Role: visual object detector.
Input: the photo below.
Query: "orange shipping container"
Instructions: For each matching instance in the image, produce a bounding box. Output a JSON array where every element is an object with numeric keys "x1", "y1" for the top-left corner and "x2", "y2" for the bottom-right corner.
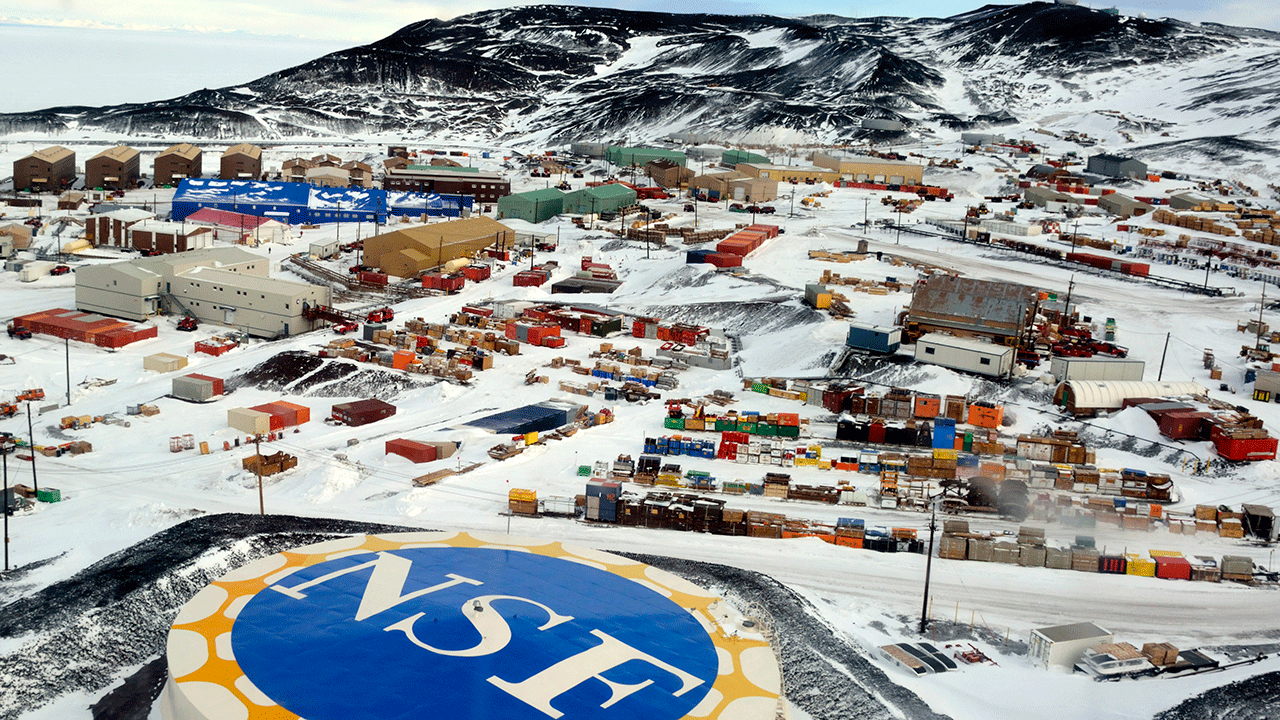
[
  {"x1": 968, "y1": 403, "x2": 1004, "y2": 429},
  {"x1": 914, "y1": 395, "x2": 941, "y2": 418},
  {"x1": 393, "y1": 350, "x2": 416, "y2": 370}
]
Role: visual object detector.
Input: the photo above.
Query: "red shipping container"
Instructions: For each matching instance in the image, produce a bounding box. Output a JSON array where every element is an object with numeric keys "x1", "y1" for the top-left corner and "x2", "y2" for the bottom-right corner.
[
  {"x1": 1155, "y1": 556, "x2": 1192, "y2": 580},
  {"x1": 358, "y1": 271, "x2": 389, "y2": 285},
  {"x1": 462, "y1": 264, "x2": 491, "y2": 282},
  {"x1": 386, "y1": 438, "x2": 437, "y2": 464},
  {"x1": 776, "y1": 413, "x2": 800, "y2": 426},
  {"x1": 868, "y1": 422, "x2": 886, "y2": 444},
  {"x1": 632, "y1": 320, "x2": 647, "y2": 337},
  {"x1": 1214, "y1": 435, "x2": 1279, "y2": 461},
  {"x1": 706, "y1": 253, "x2": 742, "y2": 268},
  {"x1": 543, "y1": 336, "x2": 566, "y2": 348},
  {"x1": 1158, "y1": 411, "x2": 1210, "y2": 440},
  {"x1": 462, "y1": 306, "x2": 493, "y2": 317},
  {"x1": 187, "y1": 373, "x2": 225, "y2": 396},
  {"x1": 745, "y1": 224, "x2": 780, "y2": 239}
]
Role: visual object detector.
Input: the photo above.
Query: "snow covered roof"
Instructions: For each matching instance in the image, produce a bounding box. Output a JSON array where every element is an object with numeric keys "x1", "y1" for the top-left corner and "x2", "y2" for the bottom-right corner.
[
  {"x1": 175, "y1": 178, "x2": 310, "y2": 206},
  {"x1": 95, "y1": 208, "x2": 156, "y2": 223},
  {"x1": 1034, "y1": 621, "x2": 1111, "y2": 642}
]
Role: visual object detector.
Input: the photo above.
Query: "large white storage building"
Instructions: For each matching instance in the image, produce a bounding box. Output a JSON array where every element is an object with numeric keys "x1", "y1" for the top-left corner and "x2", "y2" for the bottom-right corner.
[
  {"x1": 75, "y1": 247, "x2": 330, "y2": 338},
  {"x1": 915, "y1": 333, "x2": 1014, "y2": 377},
  {"x1": 1049, "y1": 357, "x2": 1145, "y2": 383}
]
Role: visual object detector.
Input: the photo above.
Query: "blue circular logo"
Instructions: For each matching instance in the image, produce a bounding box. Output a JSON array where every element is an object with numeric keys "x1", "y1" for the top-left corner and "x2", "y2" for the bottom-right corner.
[{"x1": 231, "y1": 547, "x2": 719, "y2": 720}]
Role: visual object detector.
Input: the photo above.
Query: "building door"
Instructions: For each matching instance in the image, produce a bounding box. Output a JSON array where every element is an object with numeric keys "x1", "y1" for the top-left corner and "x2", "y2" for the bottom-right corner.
[
  {"x1": 733, "y1": 186, "x2": 746, "y2": 201},
  {"x1": 224, "y1": 308, "x2": 235, "y2": 324}
]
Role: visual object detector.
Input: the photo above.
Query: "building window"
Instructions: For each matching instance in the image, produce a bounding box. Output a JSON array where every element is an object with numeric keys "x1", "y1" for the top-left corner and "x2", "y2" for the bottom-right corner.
[
  {"x1": 924, "y1": 347, "x2": 935, "y2": 355},
  {"x1": 980, "y1": 357, "x2": 991, "y2": 365}
]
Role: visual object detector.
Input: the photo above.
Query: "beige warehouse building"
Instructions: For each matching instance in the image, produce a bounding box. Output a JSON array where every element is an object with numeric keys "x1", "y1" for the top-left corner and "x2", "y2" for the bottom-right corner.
[
  {"x1": 811, "y1": 152, "x2": 925, "y2": 185},
  {"x1": 690, "y1": 170, "x2": 778, "y2": 202},
  {"x1": 75, "y1": 246, "x2": 330, "y2": 338},
  {"x1": 365, "y1": 217, "x2": 514, "y2": 278},
  {"x1": 735, "y1": 163, "x2": 841, "y2": 185}
]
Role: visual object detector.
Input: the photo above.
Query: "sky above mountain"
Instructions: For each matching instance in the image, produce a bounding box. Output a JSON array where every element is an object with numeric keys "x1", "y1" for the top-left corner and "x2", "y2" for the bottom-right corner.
[{"x1": 1, "y1": 0, "x2": 1276, "y2": 113}]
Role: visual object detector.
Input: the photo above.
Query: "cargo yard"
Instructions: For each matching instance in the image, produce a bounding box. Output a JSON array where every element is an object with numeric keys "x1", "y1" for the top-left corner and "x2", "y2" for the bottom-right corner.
[{"x1": 3, "y1": 135, "x2": 1280, "y2": 720}]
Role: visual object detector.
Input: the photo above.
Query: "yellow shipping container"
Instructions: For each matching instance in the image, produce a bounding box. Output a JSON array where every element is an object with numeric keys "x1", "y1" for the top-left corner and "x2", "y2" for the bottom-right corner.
[
  {"x1": 815, "y1": 293, "x2": 832, "y2": 309},
  {"x1": 808, "y1": 445, "x2": 822, "y2": 458},
  {"x1": 818, "y1": 460, "x2": 832, "y2": 470},
  {"x1": 932, "y1": 448, "x2": 958, "y2": 460},
  {"x1": 1148, "y1": 549, "x2": 1184, "y2": 558},
  {"x1": 1125, "y1": 555, "x2": 1157, "y2": 577},
  {"x1": 509, "y1": 488, "x2": 537, "y2": 502},
  {"x1": 524, "y1": 431, "x2": 539, "y2": 445}
]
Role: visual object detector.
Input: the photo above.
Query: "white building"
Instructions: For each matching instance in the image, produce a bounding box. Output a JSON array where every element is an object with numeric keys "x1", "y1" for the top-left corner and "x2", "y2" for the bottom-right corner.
[
  {"x1": 1029, "y1": 622, "x2": 1113, "y2": 670},
  {"x1": 75, "y1": 246, "x2": 330, "y2": 337},
  {"x1": 1049, "y1": 357, "x2": 1145, "y2": 383},
  {"x1": 915, "y1": 333, "x2": 1014, "y2": 377}
]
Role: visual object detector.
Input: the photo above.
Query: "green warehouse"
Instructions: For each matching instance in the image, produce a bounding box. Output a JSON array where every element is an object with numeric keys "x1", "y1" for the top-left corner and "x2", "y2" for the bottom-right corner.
[
  {"x1": 497, "y1": 188, "x2": 564, "y2": 223},
  {"x1": 605, "y1": 146, "x2": 686, "y2": 168},
  {"x1": 721, "y1": 150, "x2": 770, "y2": 166},
  {"x1": 562, "y1": 184, "x2": 638, "y2": 215}
]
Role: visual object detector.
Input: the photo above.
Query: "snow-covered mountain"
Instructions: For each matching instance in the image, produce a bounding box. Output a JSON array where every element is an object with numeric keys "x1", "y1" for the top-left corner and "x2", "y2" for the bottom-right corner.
[{"x1": 4, "y1": 2, "x2": 1280, "y2": 151}]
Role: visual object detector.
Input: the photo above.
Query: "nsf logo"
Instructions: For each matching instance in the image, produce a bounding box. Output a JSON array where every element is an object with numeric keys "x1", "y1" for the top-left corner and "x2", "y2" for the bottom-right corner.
[{"x1": 229, "y1": 544, "x2": 720, "y2": 720}]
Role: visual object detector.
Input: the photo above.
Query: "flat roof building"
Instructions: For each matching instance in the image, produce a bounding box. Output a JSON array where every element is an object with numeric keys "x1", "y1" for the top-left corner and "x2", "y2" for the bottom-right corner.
[
  {"x1": 1029, "y1": 622, "x2": 1113, "y2": 670},
  {"x1": 906, "y1": 274, "x2": 1040, "y2": 346},
  {"x1": 14, "y1": 145, "x2": 76, "y2": 192},
  {"x1": 1097, "y1": 193, "x2": 1154, "y2": 218},
  {"x1": 606, "y1": 146, "x2": 686, "y2": 167},
  {"x1": 646, "y1": 159, "x2": 695, "y2": 189},
  {"x1": 811, "y1": 152, "x2": 924, "y2": 185},
  {"x1": 1087, "y1": 153, "x2": 1147, "y2": 180},
  {"x1": 383, "y1": 165, "x2": 510, "y2": 204},
  {"x1": 154, "y1": 143, "x2": 202, "y2": 186},
  {"x1": 221, "y1": 144, "x2": 263, "y2": 180},
  {"x1": 736, "y1": 163, "x2": 841, "y2": 185},
  {"x1": 75, "y1": 246, "x2": 329, "y2": 337}
]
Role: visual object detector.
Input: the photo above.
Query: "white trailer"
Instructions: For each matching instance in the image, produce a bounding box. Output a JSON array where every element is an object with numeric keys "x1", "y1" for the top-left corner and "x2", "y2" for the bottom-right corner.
[
  {"x1": 18, "y1": 260, "x2": 57, "y2": 282},
  {"x1": 1049, "y1": 357, "x2": 1145, "y2": 382},
  {"x1": 915, "y1": 333, "x2": 1014, "y2": 377}
]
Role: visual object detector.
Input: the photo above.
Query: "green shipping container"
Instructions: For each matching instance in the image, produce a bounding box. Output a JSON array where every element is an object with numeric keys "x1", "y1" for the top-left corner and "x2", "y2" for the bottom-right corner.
[
  {"x1": 715, "y1": 419, "x2": 738, "y2": 431},
  {"x1": 963, "y1": 432, "x2": 973, "y2": 452},
  {"x1": 778, "y1": 425, "x2": 801, "y2": 438},
  {"x1": 752, "y1": 382, "x2": 769, "y2": 394},
  {"x1": 578, "y1": 465, "x2": 592, "y2": 476},
  {"x1": 37, "y1": 488, "x2": 61, "y2": 503},
  {"x1": 664, "y1": 417, "x2": 686, "y2": 430},
  {"x1": 738, "y1": 422, "x2": 758, "y2": 434},
  {"x1": 757, "y1": 423, "x2": 777, "y2": 436}
]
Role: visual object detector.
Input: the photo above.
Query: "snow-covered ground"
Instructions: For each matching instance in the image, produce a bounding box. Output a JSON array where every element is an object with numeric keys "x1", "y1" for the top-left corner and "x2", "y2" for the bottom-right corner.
[{"x1": 2, "y1": 133, "x2": 1279, "y2": 720}]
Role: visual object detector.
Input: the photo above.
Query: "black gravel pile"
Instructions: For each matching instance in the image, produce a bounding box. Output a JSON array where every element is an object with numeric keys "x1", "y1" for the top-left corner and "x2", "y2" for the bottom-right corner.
[{"x1": 228, "y1": 351, "x2": 430, "y2": 398}]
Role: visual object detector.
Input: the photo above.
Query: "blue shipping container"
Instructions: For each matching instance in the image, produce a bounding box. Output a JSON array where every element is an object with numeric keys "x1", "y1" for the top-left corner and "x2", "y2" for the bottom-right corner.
[{"x1": 846, "y1": 324, "x2": 902, "y2": 354}]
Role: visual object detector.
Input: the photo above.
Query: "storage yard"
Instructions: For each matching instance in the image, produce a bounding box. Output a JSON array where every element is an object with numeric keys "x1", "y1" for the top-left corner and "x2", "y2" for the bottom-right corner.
[{"x1": 3, "y1": 135, "x2": 1280, "y2": 720}]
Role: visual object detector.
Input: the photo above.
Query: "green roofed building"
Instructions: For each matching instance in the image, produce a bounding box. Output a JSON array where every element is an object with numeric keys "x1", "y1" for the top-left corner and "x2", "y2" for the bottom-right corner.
[
  {"x1": 563, "y1": 184, "x2": 638, "y2": 215},
  {"x1": 497, "y1": 188, "x2": 564, "y2": 223},
  {"x1": 721, "y1": 150, "x2": 769, "y2": 166},
  {"x1": 606, "y1": 146, "x2": 686, "y2": 167}
]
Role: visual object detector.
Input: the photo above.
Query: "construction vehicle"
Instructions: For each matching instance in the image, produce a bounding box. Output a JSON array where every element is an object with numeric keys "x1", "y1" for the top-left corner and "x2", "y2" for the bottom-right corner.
[
  {"x1": 7, "y1": 324, "x2": 32, "y2": 340},
  {"x1": 0, "y1": 402, "x2": 16, "y2": 419},
  {"x1": 16, "y1": 388, "x2": 44, "y2": 402},
  {"x1": 367, "y1": 307, "x2": 395, "y2": 323},
  {"x1": 177, "y1": 316, "x2": 198, "y2": 332}
]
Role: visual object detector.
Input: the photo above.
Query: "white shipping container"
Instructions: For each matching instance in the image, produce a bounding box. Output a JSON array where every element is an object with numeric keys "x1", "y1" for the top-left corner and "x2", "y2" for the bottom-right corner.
[
  {"x1": 18, "y1": 260, "x2": 57, "y2": 282},
  {"x1": 1050, "y1": 357, "x2": 1145, "y2": 382},
  {"x1": 915, "y1": 334, "x2": 1014, "y2": 377}
]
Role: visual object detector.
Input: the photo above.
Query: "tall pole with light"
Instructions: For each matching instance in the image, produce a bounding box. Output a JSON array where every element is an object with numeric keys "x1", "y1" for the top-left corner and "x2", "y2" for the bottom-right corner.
[{"x1": 919, "y1": 492, "x2": 940, "y2": 635}]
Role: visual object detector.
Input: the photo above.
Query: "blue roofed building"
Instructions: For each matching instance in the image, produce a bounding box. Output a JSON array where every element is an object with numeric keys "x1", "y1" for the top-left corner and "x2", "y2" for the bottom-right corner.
[{"x1": 172, "y1": 179, "x2": 473, "y2": 225}]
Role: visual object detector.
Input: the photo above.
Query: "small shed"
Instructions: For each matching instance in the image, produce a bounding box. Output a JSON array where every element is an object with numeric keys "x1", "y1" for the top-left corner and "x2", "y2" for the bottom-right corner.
[
  {"x1": 228, "y1": 407, "x2": 271, "y2": 434},
  {"x1": 331, "y1": 398, "x2": 396, "y2": 426},
  {"x1": 1242, "y1": 504, "x2": 1276, "y2": 541},
  {"x1": 144, "y1": 352, "x2": 189, "y2": 373},
  {"x1": 310, "y1": 239, "x2": 339, "y2": 259},
  {"x1": 915, "y1": 334, "x2": 1014, "y2": 377},
  {"x1": 1029, "y1": 622, "x2": 1113, "y2": 670}
]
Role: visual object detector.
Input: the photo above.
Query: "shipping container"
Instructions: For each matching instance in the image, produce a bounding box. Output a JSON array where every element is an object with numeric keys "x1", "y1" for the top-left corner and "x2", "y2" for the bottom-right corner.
[
  {"x1": 228, "y1": 407, "x2": 271, "y2": 434},
  {"x1": 386, "y1": 439, "x2": 438, "y2": 464},
  {"x1": 172, "y1": 373, "x2": 223, "y2": 402},
  {"x1": 143, "y1": 352, "x2": 189, "y2": 373},
  {"x1": 1049, "y1": 357, "x2": 1145, "y2": 383},
  {"x1": 331, "y1": 398, "x2": 397, "y2": 426},
  {"x1": 846, "y1": 324, "x2": 902, "y2": 354},
  {"x1": 916, "y1": 334, "x2": 1013, "y2": 377}
]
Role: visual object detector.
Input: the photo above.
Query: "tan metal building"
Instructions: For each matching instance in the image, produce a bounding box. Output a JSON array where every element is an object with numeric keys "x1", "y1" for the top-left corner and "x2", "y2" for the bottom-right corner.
[
  {"x1": 691, "y1": 170, "x2": 778, "y2": 202},
  {"x1": 645, "y1": 159, "x2": 694, "y2": 189},
  {"x1": 85, "y1": 208, "x2": 157, "y2": 247},
  {"x1": 14, "y1": 145, "x2": 76, "y2": 192},
  {"x1": 305, "y1": 166, "x2": 350, "y2": 188},
  {"x1": 736, "y1": 163, "x2": 841, "y2": 185},
  {"x1": 343, "y1": 160, "x2": 373, "y2": 188},
  {"x1": 154, "y1": 144, "x2": 203, "y2": 186},
  {"x1": 283, "y1": 157, "x2": 316, "y2": 182},
  {"x1": 365, "y1": 217, "x2": 514, "y2": 278},
  {"x1": 86, "y1": 145, "x2": 141, "y2": 191},
  {"x1": 221, "y1": 144, "x2": 263, "y2": 180},
  {"x1": 75, "y1": 246, "x2": 329, "y2": 337},
  {"x1": 811, "y1": 152, "x2": 924, "y2": 184}
]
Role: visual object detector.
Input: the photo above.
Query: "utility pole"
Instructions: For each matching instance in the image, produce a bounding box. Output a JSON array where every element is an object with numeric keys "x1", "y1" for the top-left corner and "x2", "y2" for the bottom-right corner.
[
  {"x1": 1257, "y1": 281, "x2": 1268, "y2": 352},
  {"x1": 919, "y1": 494, "x2": 938, "y2": 635},
  {"x1": 864, "y1": 197, "x2": 869, "y2": 230},
  {"x1": 1158, "y1": 332, "x2": 1171, "y2": 381},
  {"x1": 1063, "y1": 275, "x2": 1075, "y2": 321},
  {"x1": 65, "y1": 337, "x2": 70, "y2": 407},
  {"x1": 254, "y1": 434, "x2": 264, "y2": 516},
  {"x1": 3, "y1": 439, "x2": 11, "y2": 571},
  {"x1": 895, "y1": 206, "x2": 903, "y2": 245},
  {"x1": 26, "y1": 403, "x2": 37, "y2": 494}
]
